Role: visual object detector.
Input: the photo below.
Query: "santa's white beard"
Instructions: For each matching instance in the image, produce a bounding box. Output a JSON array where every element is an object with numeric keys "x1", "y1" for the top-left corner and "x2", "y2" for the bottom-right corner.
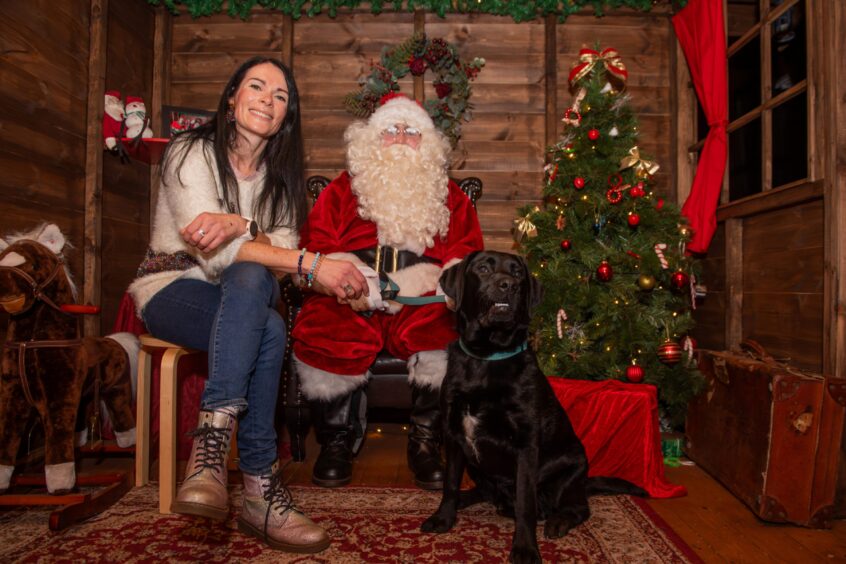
[{"x1": 348, "y1": 136, "x2": 450, "y2": 255}]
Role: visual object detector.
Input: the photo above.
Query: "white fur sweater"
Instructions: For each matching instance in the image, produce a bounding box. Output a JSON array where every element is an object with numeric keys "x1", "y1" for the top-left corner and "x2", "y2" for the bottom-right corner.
[{"x1": 128, "y1": 138, "x2": 298, "y2": 313}]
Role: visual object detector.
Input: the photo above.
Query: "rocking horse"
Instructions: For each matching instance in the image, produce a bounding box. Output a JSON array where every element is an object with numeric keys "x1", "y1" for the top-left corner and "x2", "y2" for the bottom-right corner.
[{"x1": 0, "y1": 224, "x2": 138, "y2": 496}]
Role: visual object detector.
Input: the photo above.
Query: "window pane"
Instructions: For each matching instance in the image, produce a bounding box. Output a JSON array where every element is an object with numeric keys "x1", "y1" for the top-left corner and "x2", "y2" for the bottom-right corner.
[
  {"x1": 729, "y1": 119, "x2": 762, "y2": 201},
  {"x1": 727, "y1": 0, "x2": 761, "y2": 40},
  {"x1": 771, "y1": 0, "x2": 806, "y2": 95},
  {"x1": 729, "y1": 36, "x2": 761, "y2": 121},
  {"x1": 772, "y1": 92, "x2": 807, "y2": 187}
]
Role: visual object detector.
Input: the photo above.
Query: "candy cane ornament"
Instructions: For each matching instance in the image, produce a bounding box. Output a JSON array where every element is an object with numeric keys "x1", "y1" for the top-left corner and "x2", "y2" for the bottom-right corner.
[
  {"x1": 654, "y1": 243, "x2": 669, "y2": 269},
  {"x1": 556, "y1": 309, "x2": 568, "y2": 339},
  {"x1": 683, "y1": 336, "x2": 695, "y2": 366},
  {"x1": 689, "y1": 273, "x2": 697, "y2": 310}
]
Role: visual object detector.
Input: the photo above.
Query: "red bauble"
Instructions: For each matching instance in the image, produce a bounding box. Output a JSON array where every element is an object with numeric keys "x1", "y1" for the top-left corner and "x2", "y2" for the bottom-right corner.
[
  {"x1": 627, "y1": 213, "x2": 640, "y2": 227},
  {"x1": 605, "y1": 188, "x2": 623, "y2": 204},
  {"x1": 630, "y1": 182, "x2": 645, "y2": 198},
  {"x1": 588, "y1": 128, "x2": 600, "y2": 141},
  {"x1": 560, "y1": 239, "x2": 572, "y2": 251},
  {"x1": 657, "y1": 340, "x2": 683, "y2": 366},
  {"x1": 671, "y1": 270, "x2": 690, "y2": 289},
  {"x1": 655, "y1": 198, "x2": 665, "y2": 210},
  {"x1": 596, "y1": 260, "x2": 613, "y2": 282},
  {"x1": 573, "y1": 177, "x2": 586, "y2": 189},
  {"x1": 626, "y1": 364, "x2": 644, "y2": 383}
]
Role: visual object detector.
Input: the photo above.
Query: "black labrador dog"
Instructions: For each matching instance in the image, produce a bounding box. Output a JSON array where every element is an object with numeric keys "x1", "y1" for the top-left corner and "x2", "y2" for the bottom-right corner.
[{"x1": 422, "y1": 251, "x2": 646, "y2": 564}]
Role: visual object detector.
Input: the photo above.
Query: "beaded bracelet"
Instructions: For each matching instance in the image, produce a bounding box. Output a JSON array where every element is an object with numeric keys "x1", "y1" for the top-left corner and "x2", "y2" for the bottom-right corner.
[
  {"x1": 306, "y1": 252, "x2": 322, "y2": 288},
  {"x1": 309, "y1": 254, "x2": 326, "y2": 288},
  {"x1": 297, "y1": 248, "x2": 307, "y2": 278}
]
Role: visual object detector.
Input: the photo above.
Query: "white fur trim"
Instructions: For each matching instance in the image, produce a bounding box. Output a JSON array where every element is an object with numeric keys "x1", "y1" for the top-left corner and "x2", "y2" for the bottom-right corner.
[
  {"x1": 114, "y1": 427, "x2": 137, "y2": 448},
  {"x1": 369, "y1": 97, "x2": 436, "y2": 135},
  {"x1": 0, "y1": 465, "x2": 12, "y2": 491},
  {"x1": 106, "y1": 332, "x2": 140, "y2": 397},
  {"x1": 387, "y1": 262, "x2": 441, "y2": 297},
  {"x1": 407, "y1": 350, "x2": 448, "y2": 389},
  {"x1": 45, "y1": 462, "x2": 76, "y2": 493},
  {"x1": 293, "y1": 353, "x2": 368, "y2": 401},
  {"x1": 76, "y1": 428, "x2": 88, "y2": 447}
]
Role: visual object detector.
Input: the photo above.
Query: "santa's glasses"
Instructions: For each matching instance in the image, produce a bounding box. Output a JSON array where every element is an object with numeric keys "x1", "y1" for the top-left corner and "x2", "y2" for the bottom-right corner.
[{"x1": 382, "y1": 124, "x2": 421, "y2": 137}]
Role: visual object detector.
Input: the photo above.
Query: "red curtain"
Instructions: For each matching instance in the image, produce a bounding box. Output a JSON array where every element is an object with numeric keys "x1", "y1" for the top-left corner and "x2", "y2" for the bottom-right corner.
[{"x1": 672, "y1": 0, "x2": 728, "y2": 254}]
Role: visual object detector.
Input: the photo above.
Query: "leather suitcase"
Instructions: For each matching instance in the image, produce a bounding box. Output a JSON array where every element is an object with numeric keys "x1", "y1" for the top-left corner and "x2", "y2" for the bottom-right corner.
[{"x1": 686, "y1": 340, "x2": 846, "y2": 528}]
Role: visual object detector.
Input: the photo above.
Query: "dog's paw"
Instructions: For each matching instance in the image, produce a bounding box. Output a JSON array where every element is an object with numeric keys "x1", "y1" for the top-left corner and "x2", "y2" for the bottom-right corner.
[
  {"x1": 543, "y1": 516, "x2": 572, "y2": 539},
  {"x1": 509, "y1": 544, "x2": 542, "y2": 564},
  {"x1": 420, "y1": 512, "x2": 455, "y2": 534}
]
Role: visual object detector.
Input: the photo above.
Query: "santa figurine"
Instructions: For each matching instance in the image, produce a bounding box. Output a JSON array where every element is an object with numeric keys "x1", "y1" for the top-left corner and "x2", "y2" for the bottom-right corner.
[
  {"x1": 103, "y1": 90, "x2": 124, "y2": 150},
  {"x1": 292, "y1": 93, "x2": 484, "y2": 490},
  {"x1": 124, "y1": 96, "x2": 153, "y2": 139}
]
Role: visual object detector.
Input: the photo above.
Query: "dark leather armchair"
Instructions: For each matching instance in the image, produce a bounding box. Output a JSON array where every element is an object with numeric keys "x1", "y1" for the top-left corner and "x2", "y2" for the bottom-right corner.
[{"x1": 278, "y1": 175, "x2": 482, "y2": 461}]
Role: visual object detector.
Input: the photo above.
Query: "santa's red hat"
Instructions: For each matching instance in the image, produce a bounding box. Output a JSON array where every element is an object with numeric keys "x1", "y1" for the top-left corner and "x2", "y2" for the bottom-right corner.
[
  {"x1": 369, "y1": 92, "x2": 434, "y2": 133},
  {"x1": 105, "y1": 90, "x2": 121, "y2": 100},
  {"x1": 125, "y1": 96, "x2": 145, "y2": 107}
]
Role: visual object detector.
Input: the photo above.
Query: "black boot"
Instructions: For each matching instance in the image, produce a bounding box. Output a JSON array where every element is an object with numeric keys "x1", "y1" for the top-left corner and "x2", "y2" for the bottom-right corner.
[
  {"x1": 312, "y1": 391, "x2": 364, "y2": 487},
  {"x1": 408, "y1": 385, "x2": 444, "y2": 490}
]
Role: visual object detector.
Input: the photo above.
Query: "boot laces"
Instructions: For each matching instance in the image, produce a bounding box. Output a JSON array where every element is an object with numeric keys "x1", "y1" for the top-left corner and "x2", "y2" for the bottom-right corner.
[
  {"x1": 263, "y1": 462, "x2": 297, "y2": 516},
  {"x1": 187, "y1": 425, "x2": 229, "y2": 470}
]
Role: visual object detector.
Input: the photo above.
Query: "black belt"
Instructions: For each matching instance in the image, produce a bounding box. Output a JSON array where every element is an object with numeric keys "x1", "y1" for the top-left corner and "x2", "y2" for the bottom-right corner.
[{"x1": 351, "y1": 245, "x2": 437, "y2": 275}]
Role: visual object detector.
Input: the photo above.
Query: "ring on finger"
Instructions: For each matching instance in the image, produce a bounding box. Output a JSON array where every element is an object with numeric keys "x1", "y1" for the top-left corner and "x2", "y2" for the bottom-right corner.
[
  {"x1": 198, "y1": 228, "x2": 206, "y2": 237},
  {"x1": 343, "y1": 283, "x2": 354, "y2": 296}
]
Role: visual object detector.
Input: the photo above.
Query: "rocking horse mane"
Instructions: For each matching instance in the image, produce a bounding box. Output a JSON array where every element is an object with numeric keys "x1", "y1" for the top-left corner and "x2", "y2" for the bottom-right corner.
[{"x1": 2, "y1": 223, "x2": 78, "y2": 301}]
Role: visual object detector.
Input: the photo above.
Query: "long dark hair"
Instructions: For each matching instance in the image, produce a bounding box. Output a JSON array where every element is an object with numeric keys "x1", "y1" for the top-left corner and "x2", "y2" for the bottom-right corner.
[{"x1": 161, "y1": 56, "x2": 306, "y2": 233}]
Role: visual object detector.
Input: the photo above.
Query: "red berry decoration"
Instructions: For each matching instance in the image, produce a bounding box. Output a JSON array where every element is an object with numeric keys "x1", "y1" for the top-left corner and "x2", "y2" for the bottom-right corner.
[
  {"x1": 626, "y1": 364, "x2": 644, "y2": 383},
  {"x1": 560, "y1": 239, "x2": 572, "y2": 252},
  {"x1": 630, "y1": 182, "x2": 645, "y2": 198},
  {"x1": 573, "y1": 177, "x2": 586, "y2": 190},
  {"x1": 605, "y1": 188, "x2": 623, "y2": 204},
  {"x1": 588, "y1": 128, "x2": 600, "y2": 141},
  {"x1": 627, "y1": 213, "x2": 640, "y2": 227},
  {"x1": 671, "y1": 270, "x2": 690, "y2": 290},
  {"x1": 657, "y1": 339, "x2": 683, "y2": 366},
  {"x1": 655, "y1": 198, "x2": 665, "y2": 210},
  {"x1": 596, "y1": 260, "x2": 613, "y2": 282}
]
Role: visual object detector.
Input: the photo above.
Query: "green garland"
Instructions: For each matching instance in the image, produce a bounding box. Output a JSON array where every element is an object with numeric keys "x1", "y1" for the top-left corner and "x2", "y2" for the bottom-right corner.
[
  {"x1": 147, "y1": 1, "x2": 686, "y2": 22},
  {"x1": 343, "y1": 33, "x2": 484, "y2": 147}
]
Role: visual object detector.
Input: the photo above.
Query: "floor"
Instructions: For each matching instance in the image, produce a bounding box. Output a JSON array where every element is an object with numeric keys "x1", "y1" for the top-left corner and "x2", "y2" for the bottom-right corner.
[
  {"x1": 282, "y1": 423, "x2": 846, "y2": 564},
  {"x1": 7, "y1": 423, "x2": 846, "y2": 563}
]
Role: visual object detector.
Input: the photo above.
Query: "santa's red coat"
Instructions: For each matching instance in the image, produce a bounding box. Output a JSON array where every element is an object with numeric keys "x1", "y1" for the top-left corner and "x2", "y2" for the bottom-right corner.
[{"x1": 292, "y1": 171, "x2": 484, "y2": 376}]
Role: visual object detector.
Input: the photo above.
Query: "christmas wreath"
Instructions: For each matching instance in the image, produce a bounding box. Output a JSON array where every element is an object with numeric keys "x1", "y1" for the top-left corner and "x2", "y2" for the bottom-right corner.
[{"x1": 344, "y1": 33, "x2": 485, "y2": 147}]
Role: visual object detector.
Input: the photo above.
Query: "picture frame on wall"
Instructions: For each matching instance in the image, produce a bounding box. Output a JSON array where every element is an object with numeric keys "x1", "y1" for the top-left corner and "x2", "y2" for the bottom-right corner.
[{"x1": 161, "y1": 106, "x2": 214, "y2": 137}]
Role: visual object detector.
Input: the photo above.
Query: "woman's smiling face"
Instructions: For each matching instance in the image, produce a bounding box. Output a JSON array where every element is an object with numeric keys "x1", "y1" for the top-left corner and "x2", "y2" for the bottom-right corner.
[{"x1": 229, "y1": 62, "x2": 289, "y2": 141}]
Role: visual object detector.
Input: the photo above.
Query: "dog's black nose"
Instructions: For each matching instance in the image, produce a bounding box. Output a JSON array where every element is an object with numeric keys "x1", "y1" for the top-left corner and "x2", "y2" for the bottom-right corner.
[{"x1": 497, "y1": 276, "x2": 517, "y2": 294}]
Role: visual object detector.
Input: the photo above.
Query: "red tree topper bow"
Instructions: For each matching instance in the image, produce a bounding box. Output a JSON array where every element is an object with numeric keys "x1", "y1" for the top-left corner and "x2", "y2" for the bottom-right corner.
[{"x1": 568, "y1": 47, "x2": 628, "y2": 88}]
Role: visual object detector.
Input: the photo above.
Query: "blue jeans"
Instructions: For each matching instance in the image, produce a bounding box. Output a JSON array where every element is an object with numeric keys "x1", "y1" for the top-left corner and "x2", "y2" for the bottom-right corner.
[{"x1": 141, "y1": 262, "x2": 285, "y2": 475}]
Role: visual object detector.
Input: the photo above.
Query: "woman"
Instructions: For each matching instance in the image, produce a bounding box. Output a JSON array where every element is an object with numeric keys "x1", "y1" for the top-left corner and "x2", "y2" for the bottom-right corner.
[{"x1": 128, "y1": 57, "x2": 366, "y2": 553}]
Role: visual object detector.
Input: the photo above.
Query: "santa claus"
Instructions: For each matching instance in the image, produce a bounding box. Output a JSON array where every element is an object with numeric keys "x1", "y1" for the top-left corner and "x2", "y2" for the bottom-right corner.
[{"x1": 292, "y1": 94, "x2": 483, "y2": 490}]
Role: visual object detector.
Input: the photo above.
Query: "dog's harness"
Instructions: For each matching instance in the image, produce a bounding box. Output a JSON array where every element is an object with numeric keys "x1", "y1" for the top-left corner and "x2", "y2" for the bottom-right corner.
[
  {"x1": 0, "y1": 240, "x2": 91, "y2": 410},
  {"x1": 458, "y1": 339, "x2": 528, "y2": 361},
  {"x1": 352, "y1": 245, "x2": 446, "y2": 306}
]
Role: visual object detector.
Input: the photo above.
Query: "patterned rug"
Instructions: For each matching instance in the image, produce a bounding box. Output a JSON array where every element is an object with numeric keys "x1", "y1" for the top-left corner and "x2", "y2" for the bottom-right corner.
[{"x1": 0, "y1": 484, "x2": 701, "y2": 563}]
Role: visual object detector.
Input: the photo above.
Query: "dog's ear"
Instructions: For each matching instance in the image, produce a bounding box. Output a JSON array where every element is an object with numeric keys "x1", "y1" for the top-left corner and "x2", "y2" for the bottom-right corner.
[
  {"x1": 439, "y1": 253, "x2": 475, "y2": 311},
  {"x1": 522, "y1": 257, "x2": 544, "y2": 312}
]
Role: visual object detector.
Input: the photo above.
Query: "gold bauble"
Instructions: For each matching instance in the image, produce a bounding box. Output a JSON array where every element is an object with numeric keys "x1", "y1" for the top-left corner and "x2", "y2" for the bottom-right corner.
[
  {"x1": 679, "y1": 225, "x2": 692, "y2": 239},
  {"x1": 637, "y1": 274, "x2": 656, "y2": 291}
]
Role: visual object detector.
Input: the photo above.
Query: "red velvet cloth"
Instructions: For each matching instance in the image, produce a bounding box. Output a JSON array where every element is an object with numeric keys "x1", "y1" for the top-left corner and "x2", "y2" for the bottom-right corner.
[
  {"x1": 672, "y1": 0, "x2": 728, "y2": 254},
  {"x1": 547, "y1": 378, "x2": 686, "y2": 499}
]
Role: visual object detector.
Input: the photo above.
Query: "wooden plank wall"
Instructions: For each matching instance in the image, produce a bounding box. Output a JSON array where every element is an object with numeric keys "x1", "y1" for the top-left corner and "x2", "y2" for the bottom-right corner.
[
  {"x1": 0, "y1": 0, "x2": 91, "y2": 336},
  {"x1": 101, "y1": 0, "x2": 155, "y2": 329},
  {"x1": 166, "y1": 8, "x2": 675, "y2": 253}
]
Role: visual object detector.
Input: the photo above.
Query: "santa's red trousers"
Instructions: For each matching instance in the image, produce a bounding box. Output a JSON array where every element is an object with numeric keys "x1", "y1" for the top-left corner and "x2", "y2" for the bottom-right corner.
[{"x1": 292, "y1": 295, "x2": 456, "y2": 375}]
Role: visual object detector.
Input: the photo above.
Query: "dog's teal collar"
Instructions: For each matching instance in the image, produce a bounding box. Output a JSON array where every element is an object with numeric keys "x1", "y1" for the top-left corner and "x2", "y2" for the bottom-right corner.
[{"x1": 458, "y1": 339, "x2": 528, "y2": 361}]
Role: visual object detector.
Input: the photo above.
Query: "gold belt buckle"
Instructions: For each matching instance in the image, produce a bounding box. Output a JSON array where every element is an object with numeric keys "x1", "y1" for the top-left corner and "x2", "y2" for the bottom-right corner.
[{"x1": 375, "y1": 245, "x2": 399, "y2": 274}]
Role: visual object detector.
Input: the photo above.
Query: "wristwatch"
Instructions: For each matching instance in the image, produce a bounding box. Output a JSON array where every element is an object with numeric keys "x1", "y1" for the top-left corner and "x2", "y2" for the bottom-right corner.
[{"x1": 244, "y1": 218, "x2": 258, "y2": 240}]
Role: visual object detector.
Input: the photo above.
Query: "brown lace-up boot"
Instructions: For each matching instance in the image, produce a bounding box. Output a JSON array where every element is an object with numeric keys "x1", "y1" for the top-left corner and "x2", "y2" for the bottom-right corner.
[
  {"x1": 171, "y1": 406, "x2": 239, "y2": 520},
  {"x1": 239, "y1": 461, "x2": 330, "y2": 553}
]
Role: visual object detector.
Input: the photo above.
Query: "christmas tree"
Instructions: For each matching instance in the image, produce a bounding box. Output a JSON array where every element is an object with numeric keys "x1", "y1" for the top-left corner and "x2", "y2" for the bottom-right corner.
[{"x1": 517, "y1": 48, "x2": 703, "y2": 425}]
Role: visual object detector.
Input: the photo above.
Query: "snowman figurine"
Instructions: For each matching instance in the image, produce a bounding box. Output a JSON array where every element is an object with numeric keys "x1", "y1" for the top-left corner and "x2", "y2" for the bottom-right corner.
[{"x1": 124, "y1": 96, "x2": 153, "y2": 139}]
